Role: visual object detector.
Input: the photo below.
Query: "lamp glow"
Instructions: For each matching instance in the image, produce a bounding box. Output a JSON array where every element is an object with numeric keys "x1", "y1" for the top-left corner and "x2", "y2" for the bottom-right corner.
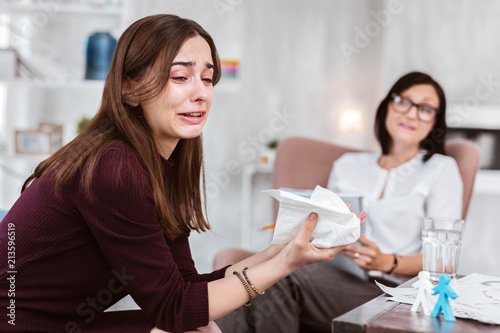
[{"x1": 337, "y1": 107, "x2": 365, "y2": 133}]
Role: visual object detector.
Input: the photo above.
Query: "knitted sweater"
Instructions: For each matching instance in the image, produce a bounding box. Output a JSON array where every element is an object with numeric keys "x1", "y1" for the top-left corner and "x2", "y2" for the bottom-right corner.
[{"x1": 0, "y1": 142, "x2": 225, "y2": 332}]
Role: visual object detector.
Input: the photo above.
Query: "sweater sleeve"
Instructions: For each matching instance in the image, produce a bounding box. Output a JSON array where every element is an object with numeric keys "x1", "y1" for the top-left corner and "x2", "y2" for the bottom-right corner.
[
  {"x1": 71, "y1": 144, "x2": 212, "y2": 332},
  {"x1": 168, "y1": 236, "x2": 228, "y2": 283}
]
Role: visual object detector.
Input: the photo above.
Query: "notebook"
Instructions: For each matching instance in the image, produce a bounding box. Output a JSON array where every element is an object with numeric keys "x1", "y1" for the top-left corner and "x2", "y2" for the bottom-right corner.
[{"x1": 280, "y1": 188, "x2": 369, "y2": 281}]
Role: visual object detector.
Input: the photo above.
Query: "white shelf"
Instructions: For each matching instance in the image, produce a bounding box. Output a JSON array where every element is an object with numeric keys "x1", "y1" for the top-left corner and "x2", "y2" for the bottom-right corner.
[
  {"x1": 474, "y1": 169, "x2": 500, "y2": 195},
  {"x1": 0, "y1": 152, "x2": 50, "y2": 161},
  {"x1": 240, "y1": 163, "x2": 274, "y2": 249},
  {"x1": 3, "y1": 2, "x2": 123, "y2": 16},
  {"x1": 0, "y1": 77, "x2": 105, "y2": 90},
  {"x1": 447, "y1": 104, "x2": 500, "y2": 131},
  {"x1": 0, "y1": 0, "x2": 133, "y2": 210}
]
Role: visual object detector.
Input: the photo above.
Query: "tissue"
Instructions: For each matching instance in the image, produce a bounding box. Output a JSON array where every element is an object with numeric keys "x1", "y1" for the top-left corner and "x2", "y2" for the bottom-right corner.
[{"x1": 264, "y1": 185, "x2": 360, "y2": 248}]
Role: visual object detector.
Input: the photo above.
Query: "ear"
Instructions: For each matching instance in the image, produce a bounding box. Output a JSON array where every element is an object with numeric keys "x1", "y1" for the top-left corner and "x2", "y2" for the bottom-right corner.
[{"x1": 122, "y1": 77, "x2": 140, "y2": 107}]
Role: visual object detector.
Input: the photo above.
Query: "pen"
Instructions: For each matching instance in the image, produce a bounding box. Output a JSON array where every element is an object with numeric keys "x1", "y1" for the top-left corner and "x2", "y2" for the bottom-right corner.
[{"x1": 260, "y1": 223, "x2": 276, "y2": 230}]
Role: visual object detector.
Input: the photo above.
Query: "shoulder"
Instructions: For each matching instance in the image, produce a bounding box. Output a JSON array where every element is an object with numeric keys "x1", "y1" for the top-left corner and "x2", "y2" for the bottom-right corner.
[
  {"x1": 425, "y1": 153, "x2": 459, "y2": 170},
  {"x1": 97, "y1": 141, "x2": 145, "y2": 173},
  {"x1": 91, "y1": 141, "x2": 150, "y2": 191},
  {"x1": 101, "y1": 141, "x2": 142, "y2": 162},
  {"x1": 423, "y1": 153, "x2": 461, "y2": 183}
]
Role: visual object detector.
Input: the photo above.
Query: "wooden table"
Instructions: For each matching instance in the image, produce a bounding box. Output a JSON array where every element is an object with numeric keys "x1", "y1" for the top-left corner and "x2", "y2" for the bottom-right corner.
[{"x1": 332, "y1": 278, "x2": 500, "y2": 333}]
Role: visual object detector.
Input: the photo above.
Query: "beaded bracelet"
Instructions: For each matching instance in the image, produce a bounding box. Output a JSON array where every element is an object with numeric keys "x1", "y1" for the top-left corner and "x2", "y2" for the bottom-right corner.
[
  {"x1": 233, "y1": 271, "x2": 254, "y2": 306},
  {"x1": 242, "y1": 267, "x2": 265, "y2": 295}
]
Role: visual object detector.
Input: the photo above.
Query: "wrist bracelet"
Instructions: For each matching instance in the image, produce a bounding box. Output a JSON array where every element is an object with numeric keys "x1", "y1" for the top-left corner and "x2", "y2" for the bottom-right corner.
[
  {"x1": 242, "y1": 267, "x2": 265, "y2": 295},
  {"x1": 233, "y1": 271, "x2": 254, "y2": 306},
  {"x1": 387, "y1": 254, "x2": 398, "y2": 275}
]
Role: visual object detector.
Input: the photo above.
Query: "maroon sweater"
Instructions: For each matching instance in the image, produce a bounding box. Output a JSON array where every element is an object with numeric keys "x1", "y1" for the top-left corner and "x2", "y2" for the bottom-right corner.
[{"x1": 0, "y1": 142, "x2": 226, "y2": 332}]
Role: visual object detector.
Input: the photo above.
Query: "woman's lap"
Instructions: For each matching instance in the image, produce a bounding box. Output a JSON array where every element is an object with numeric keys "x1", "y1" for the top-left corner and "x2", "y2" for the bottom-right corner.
[
  {"x1": 215, "y1": 263, "x2": 382, "y2": 333},
  {"x1": 75, "y1": 311, "x2": 221, "y2": 333},
  {"x1": 73, "y1": 310, "x2": 153, "y2": 332}
]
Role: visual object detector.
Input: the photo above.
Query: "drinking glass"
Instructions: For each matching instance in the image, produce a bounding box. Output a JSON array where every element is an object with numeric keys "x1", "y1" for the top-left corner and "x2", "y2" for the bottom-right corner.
[{"x1": 422, "y1": 217, "x2": 465, "y2": 282}]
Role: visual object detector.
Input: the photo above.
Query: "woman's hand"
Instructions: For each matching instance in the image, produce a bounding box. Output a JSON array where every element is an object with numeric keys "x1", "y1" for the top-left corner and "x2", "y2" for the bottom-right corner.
[
  {"x1": 278, "y1": 212, "x2": 347, "y2": 272},
  {"x1": 347, "y1": 203, "x2": 367, "y2": 226},
  {"x1": 343, "y1": 235, "x2": 393, "y2": 272}
]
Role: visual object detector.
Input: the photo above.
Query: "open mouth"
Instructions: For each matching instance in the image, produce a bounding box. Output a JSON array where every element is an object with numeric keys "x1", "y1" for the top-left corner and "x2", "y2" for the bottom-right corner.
[{"x1": 180, "y1": 112, "x2": 204, "y2": 118}]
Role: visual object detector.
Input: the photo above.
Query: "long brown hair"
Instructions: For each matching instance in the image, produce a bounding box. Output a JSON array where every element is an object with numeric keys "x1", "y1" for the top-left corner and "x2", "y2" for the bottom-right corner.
[{"x1": 22, "y1": 14, "x2": 221, "y2": 240}]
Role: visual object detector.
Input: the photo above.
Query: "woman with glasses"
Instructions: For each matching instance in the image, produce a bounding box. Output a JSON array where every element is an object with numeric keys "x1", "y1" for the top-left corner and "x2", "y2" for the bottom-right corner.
[
  {"x1": 328, "y1": 71, "x2": 462, "y2": 279},
  {"x1": 215, "y1": 71, "x2": 463, "y2": 332}
]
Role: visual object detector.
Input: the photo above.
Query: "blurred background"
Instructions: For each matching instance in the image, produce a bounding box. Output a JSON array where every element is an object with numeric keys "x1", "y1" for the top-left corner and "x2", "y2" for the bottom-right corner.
[{"x1": 1, "y1": 0, "x2": 499, "y2": 279}]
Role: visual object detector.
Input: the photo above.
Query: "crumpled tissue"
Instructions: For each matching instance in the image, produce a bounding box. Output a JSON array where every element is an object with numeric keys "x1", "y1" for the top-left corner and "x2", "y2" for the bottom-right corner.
[{"x1": 263, "y1": 185, "x2": 360, "y2": 248}]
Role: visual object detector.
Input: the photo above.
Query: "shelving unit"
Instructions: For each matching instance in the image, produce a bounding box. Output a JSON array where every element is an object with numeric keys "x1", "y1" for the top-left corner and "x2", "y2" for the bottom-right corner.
[
  {"x1": 0, "y1": 0, "x2": 137, "y2": 209},
  {"x1": 0, "y1": 77, "x2": 105, "y2": 90},
  {"x1": 240, "y1": 163, "x2": 274, "y2": 249},
  {"x1": 447, "y1": 103, "x2": 500, "y2": 169},
  {"x1": 472, "y1": 169, "x2": 500, "y2": 195}
]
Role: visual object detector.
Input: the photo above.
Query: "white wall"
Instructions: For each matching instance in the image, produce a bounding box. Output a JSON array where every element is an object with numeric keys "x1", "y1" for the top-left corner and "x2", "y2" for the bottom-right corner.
[
  {"x1": 143, "y1": 0, "x2": 500, "y2": 274},
  {"x1": 135, "y1": 0, "x2": 389, "y2": 272},
  {"x1": 3, "y1": 0, "x2": 500, "y2": 276},
  {"x1": 381, "y1": 0, "x2": 500, "y2": 105},
  {"x1": 133, "y1": 0, "x2": 500, "y2": 274}
]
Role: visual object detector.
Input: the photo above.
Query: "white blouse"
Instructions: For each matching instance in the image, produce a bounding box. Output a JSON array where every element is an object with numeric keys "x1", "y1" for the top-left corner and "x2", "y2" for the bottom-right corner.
[{"x1": 327, "y1": 151, "x2": 463, "y2": 255}]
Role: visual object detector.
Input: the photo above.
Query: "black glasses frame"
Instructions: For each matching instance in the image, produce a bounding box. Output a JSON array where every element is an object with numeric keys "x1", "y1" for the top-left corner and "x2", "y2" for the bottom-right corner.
[{"x1": 390, "y1": 93, "x2": 439, "y2": 123}]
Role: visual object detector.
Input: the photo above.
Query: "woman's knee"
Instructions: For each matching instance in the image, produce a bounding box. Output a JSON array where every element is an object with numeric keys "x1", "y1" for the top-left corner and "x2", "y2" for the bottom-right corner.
[{"x1": 197, "y1": 321, "x2": 222, "y2": 332}]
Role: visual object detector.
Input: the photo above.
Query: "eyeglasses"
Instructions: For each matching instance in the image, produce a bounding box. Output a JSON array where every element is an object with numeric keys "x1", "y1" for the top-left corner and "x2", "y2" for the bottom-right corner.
[{"x1": 390, "y1": 93, "x2": 439, "y2": 123}]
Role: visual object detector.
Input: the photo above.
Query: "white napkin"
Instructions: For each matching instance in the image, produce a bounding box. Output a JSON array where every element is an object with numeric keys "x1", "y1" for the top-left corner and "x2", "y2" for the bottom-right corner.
[{"x1": 263, "y1": 185, "x2": 360, "y2": 248}]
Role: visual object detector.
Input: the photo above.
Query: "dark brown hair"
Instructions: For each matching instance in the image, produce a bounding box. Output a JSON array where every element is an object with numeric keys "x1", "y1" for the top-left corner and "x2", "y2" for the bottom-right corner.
[
  {"x1": 22, "y1": 14, "x2": 221, "y2": 239},
  {"x1": 374, "y1": 71, "x2": 447, "y2": 162}
]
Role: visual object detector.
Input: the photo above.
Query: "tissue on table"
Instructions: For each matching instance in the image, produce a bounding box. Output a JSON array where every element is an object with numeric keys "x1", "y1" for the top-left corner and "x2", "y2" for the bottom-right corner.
[{"x1": 264, "y1": 185, "x2": 360, "y2": 248}]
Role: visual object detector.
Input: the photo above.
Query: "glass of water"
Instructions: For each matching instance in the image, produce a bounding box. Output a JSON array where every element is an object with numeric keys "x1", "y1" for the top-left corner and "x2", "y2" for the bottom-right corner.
[{"x1": 422, "y1": 217, "x2": 465, "y2": 282}]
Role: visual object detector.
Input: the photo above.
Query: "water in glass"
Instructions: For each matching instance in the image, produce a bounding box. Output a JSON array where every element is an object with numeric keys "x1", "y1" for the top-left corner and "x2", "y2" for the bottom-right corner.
[{"x1": 422, "y1": 228, "x2": 462, "y2": 281}]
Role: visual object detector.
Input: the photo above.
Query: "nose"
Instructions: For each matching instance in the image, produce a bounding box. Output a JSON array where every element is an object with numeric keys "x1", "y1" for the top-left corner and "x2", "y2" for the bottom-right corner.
[
  {"x1": 190, "y1": 78, "x2": 210, "y2": 103},
  {"x1": 406, "y1": 104, "x2": 419, "y2": 119}
]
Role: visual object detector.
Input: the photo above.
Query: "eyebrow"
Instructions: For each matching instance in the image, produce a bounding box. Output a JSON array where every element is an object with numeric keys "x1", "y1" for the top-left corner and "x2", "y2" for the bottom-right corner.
[
  {"x1": 401, "y1": 94, "x2": 438, "y2": 105},
  {"x1": 171, "y1": 61, "x2": 214, "y2": 69}
]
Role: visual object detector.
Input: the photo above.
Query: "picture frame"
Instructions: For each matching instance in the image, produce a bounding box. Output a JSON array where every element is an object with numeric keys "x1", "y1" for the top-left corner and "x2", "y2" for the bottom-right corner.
[
  {"x1": 38, "y1": 122, "x2": 63, "y2": 153},
  {"x1": 15, "y1": 130, "x2": 52, "y2": 154}
]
